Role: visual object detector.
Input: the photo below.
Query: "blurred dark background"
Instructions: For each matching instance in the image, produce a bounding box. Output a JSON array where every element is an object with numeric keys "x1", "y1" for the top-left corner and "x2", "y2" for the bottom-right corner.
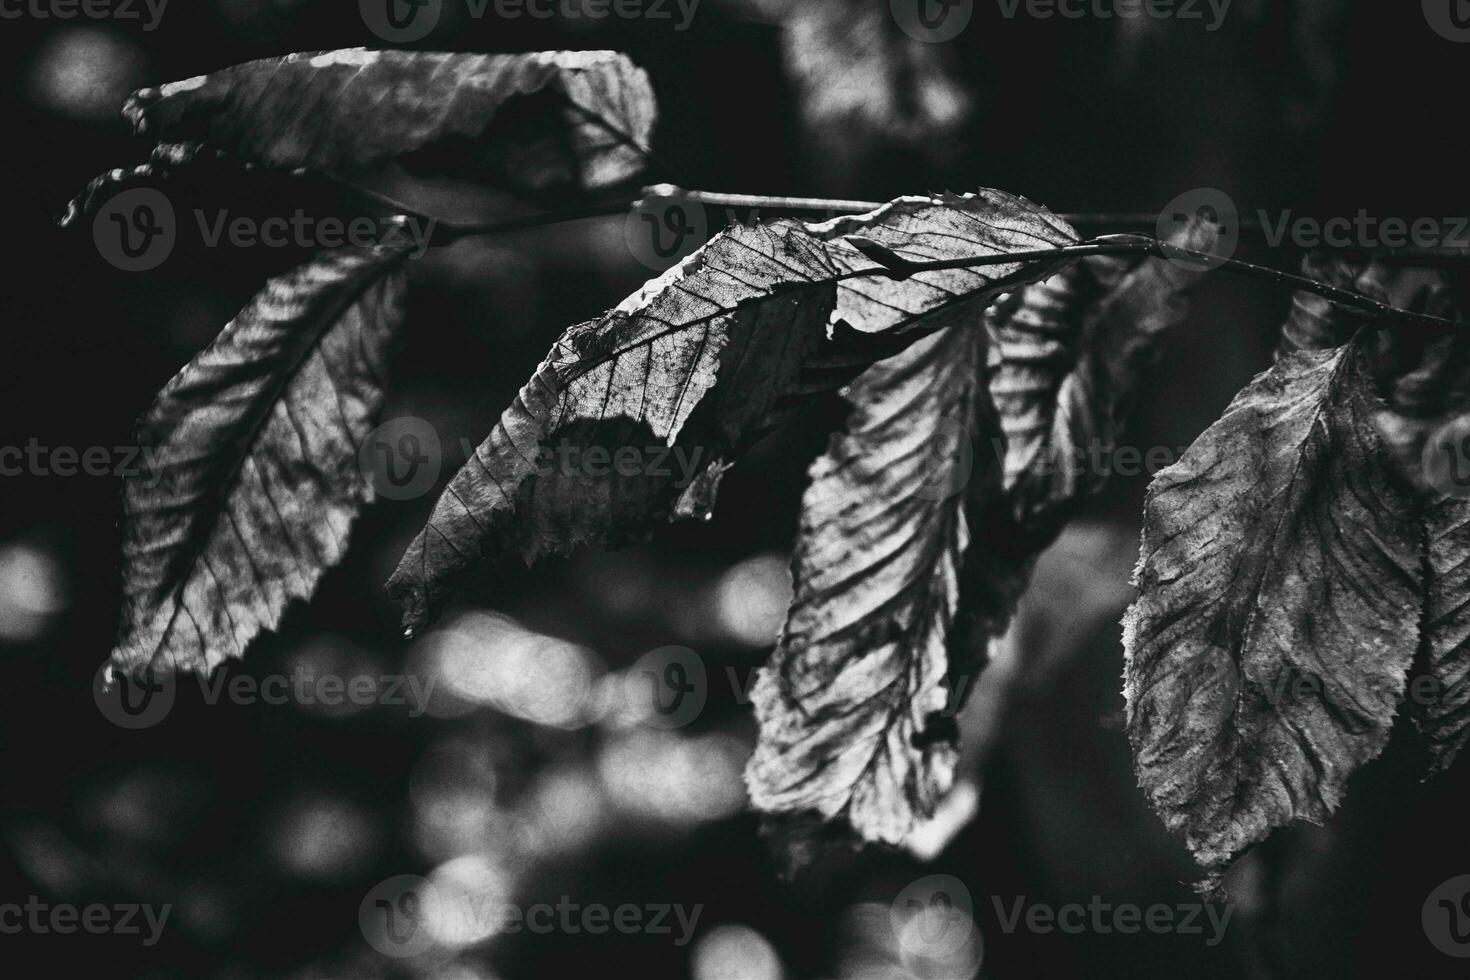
[{"x1": 2, "y1": 1, "x2": 1470, "y2": 977}]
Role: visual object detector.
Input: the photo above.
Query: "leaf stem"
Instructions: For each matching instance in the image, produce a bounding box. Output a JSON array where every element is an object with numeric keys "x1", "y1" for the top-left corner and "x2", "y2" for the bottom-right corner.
[
  {"x1": 647, "y1": 190, "x2": 1470, "y2": 263},
  {"x1": 846, "y1": 234, "x2": 1461, "y2": 330},
  {"x1": 331, "y1": 177, "x2": 1462, "y2": 328},
  {"x1": 343, "y1": 182, "x2": 1470, "y2": 262}
]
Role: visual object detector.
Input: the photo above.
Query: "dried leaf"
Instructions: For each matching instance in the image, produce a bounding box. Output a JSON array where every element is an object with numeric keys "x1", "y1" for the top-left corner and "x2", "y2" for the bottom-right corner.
[
  {"x1": 110, "y1": 244, "x2": 411, "y2": 677},
  {"x1": 1273, "y1": 254, "x2": 1376, "y2": 359},
  {"x1": 121, "y1": 49, "x2": 655, "y2": 194},
  {"x1": 1123, "y1": 334, "x2": 1424, "y2": 879},
  {"x1": 55, "y1": 143, "x2": 199, "y2": 229},
  {"x1": 1358, "y1": 270, "x2": 1470, "y2": 778},
  {"x1": 387, "y1": 190, "x2": 1078, "y2": 635},
  {"x1": 745, "y1": 216, "x2": 1221, "y2": 856},
  {"x1": 989, "y1": 217, "x2": 1220, "y2": 529},
  {"x1": 745, "y1": 322, "x2": 993, "y2": 846},
  {"x1": 949, "y1": 217, "x2": 1219, "y2": 684},
  {"x1": 1422, "y1": 491, "x2": 1470, "y2": 776},
  {"x1": 1273, "y1": 258, "x2": 1470, "y2": 780}
]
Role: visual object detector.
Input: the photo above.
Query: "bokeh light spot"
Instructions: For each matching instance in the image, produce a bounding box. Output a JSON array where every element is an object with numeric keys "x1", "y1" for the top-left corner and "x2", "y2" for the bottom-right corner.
[
  {"x1": 26, "y1": 28, "x2": 149, "y2": 122},
  {"x1": 710, "y1": 554, "x2": 792, "y2": 648}
]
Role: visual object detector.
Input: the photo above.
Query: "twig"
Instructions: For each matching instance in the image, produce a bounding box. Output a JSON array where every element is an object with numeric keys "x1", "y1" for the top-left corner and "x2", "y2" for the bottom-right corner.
[
  {"x1": 328, "y1": 177, "x2": 1463, "y2": 328},
  {"x1": 337, "y1": 182, "x2": 1470, "y2": 262},
  {"x1": 846, "y1": 234, "x2": 1461, "y2": 331}
]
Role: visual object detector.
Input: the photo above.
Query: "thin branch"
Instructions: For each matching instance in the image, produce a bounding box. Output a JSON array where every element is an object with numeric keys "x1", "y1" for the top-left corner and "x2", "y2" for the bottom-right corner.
[
  {"x1": 337, "y1": 182, "x2": 1470, "y2": 262},
  {"x1": 846, "y1": 234, "x2": 1461, "y2": 331},
  {"x1": 670, "y1": 190, "x2": 1470, "y2": 262},
  {"x1": 652, "y1": 185, "x2": 887, "y2": 216},
  {"x1": 330, "y1": 177, "x2": 1465, "y2": 328}
]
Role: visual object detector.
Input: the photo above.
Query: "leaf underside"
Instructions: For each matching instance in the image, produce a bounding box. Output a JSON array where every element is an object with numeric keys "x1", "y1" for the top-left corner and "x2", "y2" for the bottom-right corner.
[
  {"x1": 111, "y1": 245, "x2": 410, "y2": 677},
  {"x1": 1124, "y1": 335, "x2": 1424, "y2": 877},
  {"x1": 56, "y1": 143, "x2": 200, "y2": 230},
  {"x1": 117, "y1": 48, "x2": 654, "y2": 196},
  {"x1": 746, "y1": 321, "x2": 990, "y2": 846},
  {"x1": 1353, "y1": 263, "x2": 1470, "y2": 777},
  {"x1": 1126, "y1": 255, "x2": 1470, "y2": 882},
  {"x1": 947, "y1": 215, "x2": 1219, "y2": 688},
  {"x1": 743, "y1": 212, "x2": 1224, "y2": 859},
  {"x1": 387, "y1": 190, "x2": 1080, "y2": 636}
]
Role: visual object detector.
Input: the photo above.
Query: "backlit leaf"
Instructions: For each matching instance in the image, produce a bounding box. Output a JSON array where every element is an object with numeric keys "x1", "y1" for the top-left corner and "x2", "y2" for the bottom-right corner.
[
  {"x1": 947, "y1": 217, "x2": 1219, "y2": 688},
  {"x1": 745, "y1": 322, "x2": 994, "y2": 847},
  {"x1": 745, "y1": 215, "x2": 1219, "y2": 856},
  {"x1": 110, "y1": 244, "x2": 411, "y2": 677},
  {"x1": 988, "y1": 217, "x2": 1220, "y2": 529},
  {"x1": 387, "y1": 190, "x2": 1078, "y2": 635}
]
